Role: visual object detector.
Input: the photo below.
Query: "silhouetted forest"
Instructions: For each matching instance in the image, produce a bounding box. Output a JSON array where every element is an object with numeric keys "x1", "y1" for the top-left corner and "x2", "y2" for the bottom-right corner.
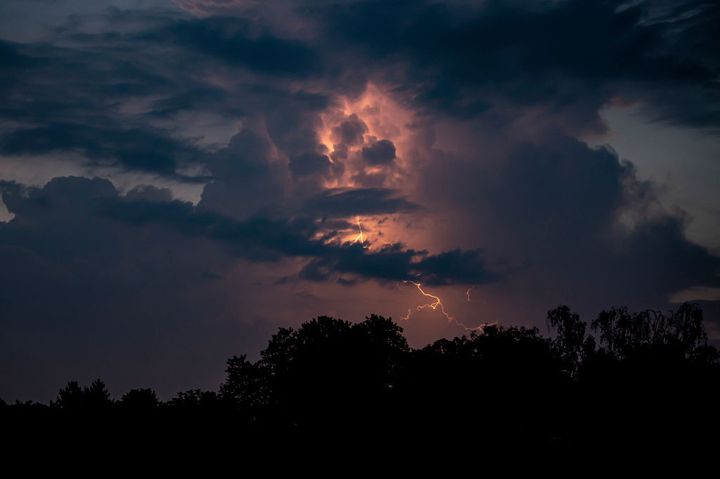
[{"x1": 3, "y1": 304, "x2": 719, "y2": 456}]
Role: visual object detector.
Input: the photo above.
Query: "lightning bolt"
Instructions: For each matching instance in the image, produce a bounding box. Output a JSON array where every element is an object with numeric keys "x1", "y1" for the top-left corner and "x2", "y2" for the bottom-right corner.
[
  {"x1": 400, "y1": 281, "x2": 494, "y2": 332},
  {"x1": 355, "y1": 216, "x2": 364, "y2": 244},
  {"x1": 342, "y1": 218, "x2": 492, "y2": 333},
  {"x1": 400, "y1": 281, "x2": 453, "y2": 322}
]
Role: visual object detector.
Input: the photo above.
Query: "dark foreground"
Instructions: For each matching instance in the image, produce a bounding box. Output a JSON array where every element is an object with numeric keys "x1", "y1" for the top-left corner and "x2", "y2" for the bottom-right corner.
[{"x1": 3, "y1": 304, "x2": 719, "y2": 461}]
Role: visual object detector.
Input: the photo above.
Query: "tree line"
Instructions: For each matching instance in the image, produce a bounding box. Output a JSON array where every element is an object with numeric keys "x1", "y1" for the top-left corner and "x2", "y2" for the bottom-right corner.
[{"x1": 2, "y1": 304, "x2": 719, "y2": 455}]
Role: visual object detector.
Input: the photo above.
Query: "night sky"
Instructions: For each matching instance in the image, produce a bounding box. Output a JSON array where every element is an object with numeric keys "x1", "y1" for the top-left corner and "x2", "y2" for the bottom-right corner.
[{"x1": 1, "y1": 0, "x2": 719, "y2": 401}]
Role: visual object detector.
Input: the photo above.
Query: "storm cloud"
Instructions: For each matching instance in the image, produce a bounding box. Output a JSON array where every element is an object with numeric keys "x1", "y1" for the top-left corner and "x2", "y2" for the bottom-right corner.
[{"x1": 0, "y1": 0, "x2": 718, "y2": 401}]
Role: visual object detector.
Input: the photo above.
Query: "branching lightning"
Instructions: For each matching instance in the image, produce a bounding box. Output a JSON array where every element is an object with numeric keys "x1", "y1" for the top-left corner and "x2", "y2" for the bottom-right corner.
[
  {"x1": 340, "y1": 216, "x2": 491, "y2": 333},
  {"x1": 400, "y1": 281, "x2": 492, "y2": 332},
  {"x1": 400, "y1": 281, "x2": 453, "y2": 322}
]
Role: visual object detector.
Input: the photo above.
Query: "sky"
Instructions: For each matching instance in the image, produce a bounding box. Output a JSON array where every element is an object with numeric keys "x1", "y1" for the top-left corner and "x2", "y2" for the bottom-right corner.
[{"x1": 1, "y1": 0, "x2": 719, "y2": 401}]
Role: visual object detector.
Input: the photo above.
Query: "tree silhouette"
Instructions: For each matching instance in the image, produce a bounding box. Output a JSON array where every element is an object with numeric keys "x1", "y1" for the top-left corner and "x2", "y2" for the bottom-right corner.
[
  {"x1": 2, "y1": 303, "x2": 718, "y2": 456},
  {"x1": 54, "y1": 380, "x2": 85, "y2": 411},
  {"x1": 120, "y1": 388, "x2": 159, "y2": 411},
  {"x1": 547, "y1": 305, "x2": 594, "y2": 371},
  {"x1": 248, "y1": 315, "x2": 410, "y2": 431},
  {"x1": 85, "y1": 379, "x2": 112, "y2": 409},
  {"x1": 53, "y1": 379, "x2": 112, "y2": 412}
]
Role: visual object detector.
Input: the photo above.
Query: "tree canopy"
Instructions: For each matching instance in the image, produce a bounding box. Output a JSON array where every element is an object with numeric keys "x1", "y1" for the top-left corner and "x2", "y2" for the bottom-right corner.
[{"x1": 2, "y1": 305, "x2": 719, "y2": 458}]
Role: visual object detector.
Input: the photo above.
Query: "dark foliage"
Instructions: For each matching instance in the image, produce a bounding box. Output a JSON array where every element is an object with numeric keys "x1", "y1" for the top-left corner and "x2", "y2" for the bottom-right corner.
[{"x1": 2, "y1": 306, "x2": 719, "y2": 458}]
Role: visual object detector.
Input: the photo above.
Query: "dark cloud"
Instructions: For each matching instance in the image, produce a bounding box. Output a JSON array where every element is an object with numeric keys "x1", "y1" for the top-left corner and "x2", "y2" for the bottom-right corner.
[
  {"x1": 299, "y1": 243, "x2": 496, "y2": 286},
  {"x1": 300, "y1": 243, "x2": 420, "y2": 283},
  {"x1": 0, "y1": 177, "x2": 299, "y2": 265},
  {"x1": 361, "y1": 139, "x2": 396, "y2": 166},
  {"x1": 414, "y1": 249, "x2": 497, "y2": 286},
  {"x1": 149, "y1": 17, "x2": 320, "y2": 76},
  {"x1": 317, "y1": 0, "x2": 720, "y2": 131},
  {"x1": 289, "y1": 152, "x2": 332, "y2": 178},
  {"x1": 332, "y1": 114, "x2": 368, "y2": 146},
  {"x1": 102, "y1": 198, "x2": 323, "y2": 262},
  {"x1": 419, "y1": 130, "x2": 720, "y2": 312},
  {"x1": 0, "y1": 39, "x2": 35, "y2": 69},
  {"x1": 304, "y1": 187, "x2": 417, "y2": 217},
  {"x1": 104, "y1": 183, "x2": 491, "y2": 285},
  {"x1": 124, "y1": 185, "x2": 174, "y2": 203},
  {"x1": 331, "y1": 242, "x2": 493, "y2": 286},
  {"x1": 0, "y1": 177, "x2": 489, "y2": 286},
  {"x1": 199, "y1": 128, "x2": 288, "y2": 219},
  {"x1": 0, "y1": 9, "x2": 331, "y2": 182},
  {"x1": 0, "y1": 123, "x2": 204, "y2": 176}
]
